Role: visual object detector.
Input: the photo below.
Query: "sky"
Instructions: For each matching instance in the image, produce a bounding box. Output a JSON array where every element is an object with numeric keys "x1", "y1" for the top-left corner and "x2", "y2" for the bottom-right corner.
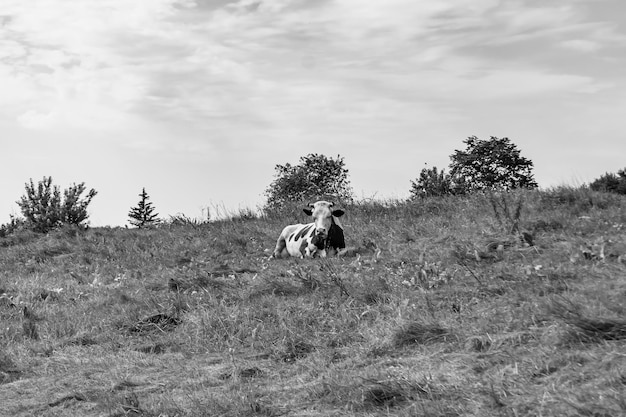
[{"x1": 1, "y1": 0, "x2": 625, "y2": 226}]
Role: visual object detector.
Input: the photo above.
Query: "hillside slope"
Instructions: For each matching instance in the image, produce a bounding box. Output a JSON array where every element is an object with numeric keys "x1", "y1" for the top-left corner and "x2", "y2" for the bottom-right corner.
[{"x1": 1, "y1": 188, "x2": 625, "y2": 416}]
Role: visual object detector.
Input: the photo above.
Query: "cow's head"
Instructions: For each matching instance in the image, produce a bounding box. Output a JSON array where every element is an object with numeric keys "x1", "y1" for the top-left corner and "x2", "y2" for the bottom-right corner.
[{"x1": 303, "y1": 201, "x2": 345, "y2": 239}]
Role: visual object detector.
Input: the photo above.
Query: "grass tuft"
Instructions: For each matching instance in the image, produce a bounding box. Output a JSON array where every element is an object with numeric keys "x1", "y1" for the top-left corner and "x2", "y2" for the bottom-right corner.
[
  {"x1": 124, "y1": 313, "x2": 182, "y2": 334},
  {"x1": 361, "y1": 378, "x2": 427, "y2": 408},
  {"x1": 0, "y1": 350, "x2": 21, "y2": 384},
  {"x1": 548, "y1": 298, "x2": 626, "y2": 341},
  {"x1": 247, "y1": 277, "x2": 308, "y2": 298},
  {"x1": 274, "y1": 338, "x2": 315, "y2": 363},
  {"x1": 392, "y1": 321, "x2": 452, "y2": 347}
]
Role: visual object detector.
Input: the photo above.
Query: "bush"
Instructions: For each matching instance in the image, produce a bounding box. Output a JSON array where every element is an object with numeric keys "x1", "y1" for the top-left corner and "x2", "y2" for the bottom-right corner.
[
  {"x1": 16, "y1": 176, "x2": 97, "y2": 233},
  {"x1": 409, "y1": 136, "x2": 538, "y2": 199},
  {"x1": 409, "y1": 166, "x2": 453, "y2": 198},
  {"x1": 264, "y1": 153, "x2": 353, "y2": 211},
  {"x1": 589, "y1": 168, "x2": 626, "y2": 195},
  {"x1": 449, "y1": 136, "x2": 538, "y2": 192}
]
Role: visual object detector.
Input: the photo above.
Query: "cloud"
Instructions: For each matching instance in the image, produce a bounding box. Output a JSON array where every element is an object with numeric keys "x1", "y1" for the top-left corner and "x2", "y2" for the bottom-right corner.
[
  {"x1": 1, "y1": 0, "x2": 191, "y2": 129},
  {"x1": 559, "y1": 39, "x2": 601, "y2": 52},
  {"x1": 0, "y1": 0, "x2": 621, "y2": 140}
]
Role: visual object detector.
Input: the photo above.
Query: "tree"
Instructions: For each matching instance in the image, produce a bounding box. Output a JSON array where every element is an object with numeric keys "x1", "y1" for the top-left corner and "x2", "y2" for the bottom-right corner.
[
  {"x1": 17, "y1": 176, "x2": 97, "y2": 233},
  {"x1": 409, "y1": 166, "x2": 453, "y2": 198},
  {"x1": 449, "y1": 136, "x2": 538, "y2": 193},
  {"x1": 62, "y1": 183, "x2": 98, "y2": 226},
  {"x1": 589, "y1": 168, "x2": 626, "y2": 195},
  {"x1": 128, "y1": 188, "x2": 160, "y2": 228},
  {"x1": 264, "y1": 153, "x2": 353, "y2": 211}
]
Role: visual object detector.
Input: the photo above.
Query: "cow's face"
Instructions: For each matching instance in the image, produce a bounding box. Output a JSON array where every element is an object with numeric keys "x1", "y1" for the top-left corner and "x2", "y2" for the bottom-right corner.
[{"x1": 303, "y1": 201, "x2": 344, "y2": 239}]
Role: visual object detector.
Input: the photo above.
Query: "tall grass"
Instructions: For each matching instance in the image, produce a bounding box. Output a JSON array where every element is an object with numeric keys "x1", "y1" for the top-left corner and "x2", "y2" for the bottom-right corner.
[{"x1": 1, "y1": 187, "x2": 625, "y2": 416}]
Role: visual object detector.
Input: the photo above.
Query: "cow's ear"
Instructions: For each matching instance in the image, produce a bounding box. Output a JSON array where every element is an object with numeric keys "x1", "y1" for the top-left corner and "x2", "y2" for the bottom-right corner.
[
  {"x1": 332, "y1": 209, "x2": 345, "y2": 217},
  {"x1": 303, "y1": 208, "x2": 313, "y2": 216}
]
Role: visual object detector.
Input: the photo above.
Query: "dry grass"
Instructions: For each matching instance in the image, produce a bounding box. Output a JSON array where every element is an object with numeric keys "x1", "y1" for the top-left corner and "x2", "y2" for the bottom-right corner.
[
  {"x1": 1, "y1": 188, "x2": 625, "y2": 416},
  {"x1": 392, "y1": 321, "x2": 452, "y2": 347},
  {"x1": 548, "y1": 298, "x2": 626, "y2": 342}
]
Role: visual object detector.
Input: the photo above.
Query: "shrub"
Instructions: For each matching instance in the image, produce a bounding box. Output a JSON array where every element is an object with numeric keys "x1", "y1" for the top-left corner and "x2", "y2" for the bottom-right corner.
[
  {"x1": 409, "y1": 166, "x2": 453, "y2": 198},
  {"x1": 264, "y1": 153, "x2": 353, "y2": 212},
  {"x1": 16, "y1": 177, "x2": 97, "y2": 233},
  {"x1": 449, "y1": 136, "x2": 538, "y2": 192},
  {"x1": 589, "y1": 168, "x2": 626, "y2": 195},
  {"x1": 61, "y1": 182, "x2": 98, "y2": 226}
]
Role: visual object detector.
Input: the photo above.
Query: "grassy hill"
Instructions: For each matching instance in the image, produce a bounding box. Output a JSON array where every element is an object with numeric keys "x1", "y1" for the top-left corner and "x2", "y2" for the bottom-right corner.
[{"x1": 1, "y1": 187, "x2": 625, "y2": 416}]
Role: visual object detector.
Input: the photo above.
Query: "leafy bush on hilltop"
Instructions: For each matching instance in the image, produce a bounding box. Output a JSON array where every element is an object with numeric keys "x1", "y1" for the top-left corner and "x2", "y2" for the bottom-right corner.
[
  {"x1": 589, "y1": 168, "x2": 626, "y2": 195},
  {"x1": 410, "y1": 136, "x2": 538, "y2": 198},
  {"x1": 449, "y1": 136, "x2": 538, "y2": 192},
  {"x1": 15, "y1": 176, "x2": 97, "y2": 233},
  {"x1": 410, "y1": 166, "x2": 453, "y2": 198},
  {"x1": 264, "y1": 153, "x2": 353, "y2": 212}
]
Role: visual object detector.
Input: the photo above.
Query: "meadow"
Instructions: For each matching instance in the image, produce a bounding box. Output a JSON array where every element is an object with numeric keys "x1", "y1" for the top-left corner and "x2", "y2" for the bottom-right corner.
[{"x1": 1, "y1": 187, "x2": 625, "y2": 416}]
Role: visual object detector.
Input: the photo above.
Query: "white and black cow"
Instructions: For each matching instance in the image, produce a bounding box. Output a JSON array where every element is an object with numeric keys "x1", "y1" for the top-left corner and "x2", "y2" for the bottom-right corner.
[{"x1": 272, "y1": 201, "x2": 345, "y2": 259}]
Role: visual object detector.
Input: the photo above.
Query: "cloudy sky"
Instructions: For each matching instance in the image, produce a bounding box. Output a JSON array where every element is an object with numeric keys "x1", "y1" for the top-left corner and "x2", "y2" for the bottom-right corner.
[{"x1": 1, "y1": 0, "x2": 625, "y2": 226}]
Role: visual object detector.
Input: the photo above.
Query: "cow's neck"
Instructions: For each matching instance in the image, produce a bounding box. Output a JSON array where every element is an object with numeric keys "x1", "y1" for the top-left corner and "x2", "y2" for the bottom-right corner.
[{"x1": 331, "y1": 216, "x2": 343, "y2": 230}]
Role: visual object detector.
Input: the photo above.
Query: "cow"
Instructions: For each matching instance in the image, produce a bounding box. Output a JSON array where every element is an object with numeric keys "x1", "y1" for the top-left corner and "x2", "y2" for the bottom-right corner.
[{"x1": 272, "y1": 201, "x2": 345, "y2": 259}]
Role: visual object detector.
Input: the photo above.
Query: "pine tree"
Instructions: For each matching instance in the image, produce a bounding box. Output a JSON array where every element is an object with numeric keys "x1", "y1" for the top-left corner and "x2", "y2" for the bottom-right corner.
[{"x1": 128, "y1": 188, "x2": 160, "y2": 228}]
